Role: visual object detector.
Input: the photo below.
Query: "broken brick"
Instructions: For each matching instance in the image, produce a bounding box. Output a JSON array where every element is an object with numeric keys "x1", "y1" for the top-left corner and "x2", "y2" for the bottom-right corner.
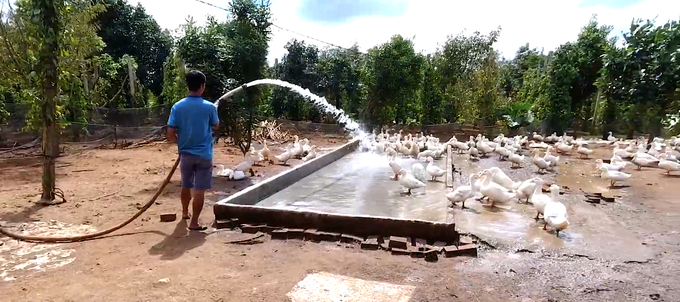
[
  {"x1": 457, "y1": 244, "x2": 478, "y2": 257},
  {"x1": 361, "y1": 238, "x2": 379, "y2": 250},
  {"x1": 286, "y1": 228, "x2": 305, "y2": 240},
  {"x1": 424, "y1": 249, "x2": 439, "y2": 262},
  {"x1": 213, "y1": 219, "x2": 234, "y2": 229},
  {"x1": 240, "y1": 224, "x2": 262, "y2": 234},
  {"x1": 414, "y1": 238, "x2": 427, "y2": 251},
  {"x1": 443, "y1": 245, "x2": 458, "y2": 257},
  {"x1": 367, "y1": 235, "x2": 383, "y2": 244},
  {"x1": 159, "y1": 213, "x2": 176, "y2": 222},
  {"x1": 303, "y1": 229, "x2": 318, "y2": 241},
  {"x1": 388, "y1": 236, "x2": 408, "y2": 250},
  {"x1": 380, "y1": 240, "x2": 391, "y2": 251},
  {"x1": 410, "y1": 249, "x2": 425, "y2": 258},
  {"x1": 316, "y1": 231, "x2": 341, "y2": 242},
  {"x1": 391, "y1": 248, "x2": 410, "y2": 256},
  {"x1": 271, "y1": 229, "x2": 288, "y2": 240},
  {"x1": 340, "y1": 234, "x2": 363, "y2": 244}
]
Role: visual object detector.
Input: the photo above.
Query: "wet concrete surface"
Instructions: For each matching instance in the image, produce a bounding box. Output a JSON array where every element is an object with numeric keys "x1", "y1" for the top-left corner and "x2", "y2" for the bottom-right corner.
[{"x1": 257, "y1": 152, "x2": 449, "y2": 222}]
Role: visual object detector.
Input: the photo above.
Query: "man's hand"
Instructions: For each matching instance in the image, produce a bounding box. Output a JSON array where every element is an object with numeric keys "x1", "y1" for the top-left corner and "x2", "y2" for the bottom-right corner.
[
  {"x1": 241, "y1": 84, "x2": 248, "y2": 90},
  {"x1": 167, "y1": 127, "x2": 178, "y2": 144}
]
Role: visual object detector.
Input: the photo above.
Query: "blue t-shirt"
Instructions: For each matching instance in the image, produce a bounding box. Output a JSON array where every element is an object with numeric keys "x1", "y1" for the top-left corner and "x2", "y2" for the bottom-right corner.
[{"x1": 167, "y1": 96, "x2": 219, "y2": 160}]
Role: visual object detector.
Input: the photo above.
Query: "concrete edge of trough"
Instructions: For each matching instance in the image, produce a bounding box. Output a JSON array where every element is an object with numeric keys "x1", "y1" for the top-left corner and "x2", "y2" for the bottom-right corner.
[
  {"x1": 213, "y1": 203, "x2": 459, "y2": 244},
  {"x1": 214, "y1": 138, "x2": 360, "y2": 206}
]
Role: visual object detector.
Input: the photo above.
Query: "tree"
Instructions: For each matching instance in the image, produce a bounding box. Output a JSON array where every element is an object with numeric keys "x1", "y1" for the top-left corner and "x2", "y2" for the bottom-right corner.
[
  {"x1": 97, "y1": 0, "x2": 172, "y2": 100},
  {"x1": 32, "y1": 0, "x2": 63, "y2": 203},
  {"x1": 362, "y1": 35, "x2": 423, "y2": 129},
  {"x1": 220, "y1": 0, "x2": 272, "y2": 155},
  {"x1": 420, "y1": 54, "x2": 444, "y2": 125},
  {"x1": 276, "y1": 39, "x2": 321, "y2": 121}
]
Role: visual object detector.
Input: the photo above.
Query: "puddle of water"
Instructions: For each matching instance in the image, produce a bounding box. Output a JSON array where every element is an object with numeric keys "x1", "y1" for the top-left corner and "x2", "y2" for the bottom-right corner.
[{"x1": 0, "y1": 221, "x2": 95, "y2": 281}]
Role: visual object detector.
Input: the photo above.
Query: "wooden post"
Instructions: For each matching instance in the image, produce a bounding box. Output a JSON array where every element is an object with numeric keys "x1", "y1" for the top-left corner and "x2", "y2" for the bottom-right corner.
[{"x1": 446, "y1": 144, "x2": 453, "y2": 188}]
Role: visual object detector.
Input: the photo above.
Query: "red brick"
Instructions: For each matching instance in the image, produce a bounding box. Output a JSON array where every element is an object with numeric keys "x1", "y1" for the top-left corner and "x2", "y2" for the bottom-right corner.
[
  {"x1": 159, "y1": 213, "x2": 176, "y2": 222},
  {"x1": 367, "y1": 235, "x2": 383, "y2": 244},
  {"x1": 361, "y1": 238, "x2": 379, "y2": 250},
  {"x1": 424, "y1": 249, "x2": 439, "y2": 262},
  {"x1": 271, "y1": 229, "x2": 288, "y2": 240},
  {"x1": 316, "y1": 231, "x2": 341, "y2": 242},
  {"x1": 340, "y1": 234, "x2": 363, "y2": 244},
  {"x1": 240, "y1": 224, "x2": 262, "y2": 234},
  {"x1": 391, "y1": 248, "x2": 409, "y2": 256},
  {"x1": 388, "y1": 236, "x2": 408, "y2": 250},
  {"x1": 303, "y1": 229, "x2": 318, "y2": 241},
  {"x1": 457, "y1": 244, "x2": 478, "y2": 257},
  {"x1": 380, "y1": 240, "x2": 391, "y2": 251},
  {"x1": 414, "y1": 238, "x2": 427, "y2": 251},
  {"x1": 286, "y1": 228, "x2": 305, "y2": 240}
]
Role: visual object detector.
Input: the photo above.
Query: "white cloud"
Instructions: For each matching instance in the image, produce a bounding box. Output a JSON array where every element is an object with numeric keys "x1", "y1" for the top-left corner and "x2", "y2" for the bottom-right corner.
[{"x1": 133, "y1": 0, "x2": 679, "y2": 64}]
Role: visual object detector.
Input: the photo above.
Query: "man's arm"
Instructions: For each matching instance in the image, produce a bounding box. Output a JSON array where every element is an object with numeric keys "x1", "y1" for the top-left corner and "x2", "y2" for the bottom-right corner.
[
  {"x1": 210, "y1": 105, "x2": 219, "y2": 131},
  {"x1": 167, "y1": 127, "x2": 178, "y2": 143},
  {"x1": 167, "y1": 106, "x2": 178, "y2": 143}
]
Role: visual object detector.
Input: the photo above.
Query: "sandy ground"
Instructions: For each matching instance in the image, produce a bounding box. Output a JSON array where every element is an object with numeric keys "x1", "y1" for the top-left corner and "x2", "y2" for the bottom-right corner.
[{"x1": 1, "y1": 135, "x2": 680, "y2": 302}]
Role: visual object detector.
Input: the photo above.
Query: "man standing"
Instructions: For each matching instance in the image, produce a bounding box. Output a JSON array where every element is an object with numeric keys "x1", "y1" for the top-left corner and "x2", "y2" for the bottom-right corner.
[{"x1": 167, "y1": 70, "x2": 219, "y2": 231}]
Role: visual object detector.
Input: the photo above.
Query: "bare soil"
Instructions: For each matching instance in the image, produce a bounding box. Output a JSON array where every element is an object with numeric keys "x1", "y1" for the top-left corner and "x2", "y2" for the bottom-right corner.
[{"x1": 1, "y1": 137, "x2": 679, "y2": 302}]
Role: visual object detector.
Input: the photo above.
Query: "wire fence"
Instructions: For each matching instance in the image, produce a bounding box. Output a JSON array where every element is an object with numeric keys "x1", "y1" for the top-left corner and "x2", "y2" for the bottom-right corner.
[{"x1": 0, "y1": 103, "x2": 172, "y2": 148}]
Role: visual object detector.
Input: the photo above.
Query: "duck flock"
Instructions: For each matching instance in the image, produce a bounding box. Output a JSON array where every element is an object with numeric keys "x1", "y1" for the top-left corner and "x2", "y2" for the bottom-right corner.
[
  {"x1": 360, "y1": 129, "x2": 680, "y2": 236},
  {"x1": 212, "y1": 135, "x2": 318, "y2": 180}
]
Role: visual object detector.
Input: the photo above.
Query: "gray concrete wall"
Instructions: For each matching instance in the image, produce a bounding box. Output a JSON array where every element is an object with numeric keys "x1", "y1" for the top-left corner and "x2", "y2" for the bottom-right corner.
[
  {"x1": 215, "y1": 138, "x2": 360, "y2": 206},
  {"x1": 214, "y1": 203, "x2": 459, "y2": 244}
]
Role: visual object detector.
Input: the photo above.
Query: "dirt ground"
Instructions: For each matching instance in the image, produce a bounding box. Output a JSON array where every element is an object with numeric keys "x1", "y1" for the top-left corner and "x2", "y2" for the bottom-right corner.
[{"x1": 1, "y1": 135, "x2": 680, "y2": 302}]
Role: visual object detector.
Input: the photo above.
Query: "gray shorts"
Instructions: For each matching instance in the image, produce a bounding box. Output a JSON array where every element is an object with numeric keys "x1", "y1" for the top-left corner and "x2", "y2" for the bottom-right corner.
[{"x1": 179, "y1": 153, "x2": 213, "y2": 191}]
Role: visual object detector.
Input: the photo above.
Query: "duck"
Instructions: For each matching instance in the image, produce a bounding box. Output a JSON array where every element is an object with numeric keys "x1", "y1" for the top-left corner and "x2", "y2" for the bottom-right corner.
[
  {"x1": 411, "y1": 163, "x2": 429, "y2": 184},
  {"x1": 274, "y1": 144, "x2": 293, "y2": 165},
  {"x1": 212, "y1": 164, "x2": 234, "y2": 178},
  {"x1": 479, "y1": 169, "x2": 518, "y2": 207},
  {"x1": 388, "y1": 154, "x2": 402, "y2": 180},
  {"x1": 531, "y1": 149, "x2": 552, "y2": 173},
  {"x1": 595, "y1": 159, "x2": 625, "y2": 172},
  {"x1": 302, "y1": 145, "x2": 317, "y2": 162},
  {"x1": 508, "y1": 153, "x2": 525, "y2": 168},
  {"x1": 488, "y1": 167, "x2": 522, "y2": 190},
  {"x1": 658, "y1": 157, "x2": 680, "y2": 175},
  {"x1": 529, "y1": 178, "x2": 550, "y2": 220},
  {"x1": 555, "y1": 141, "x2": 572, "y2": 154},
  {"x1": 469, "y1": 146, "x2": 479, "y2": 159},
  {"x1": 543, "y1": 184, "x2": 569, "y2": 236},
  {"x1": 425, "y1": 157, "x2": 446, "y2": 181},
  {"x1": 532, "y1": 132, "x2": 544, "y2": 142},
  {"x1": 607, "y1": 131, "x2": 617, "y2": 142},
  {"x1": 290, "y1": 135, "x2": 304, "y2": 158},
  {"x1": 543, "y1": 147, "x2": 560, "y2": 167},
  {"x1": 515, "y1": 177, "x2": 541, "y2": 203},
  {"x1": 631, "y1": 153, "x2": 659, "y2": 170},
  {"x1": 576, "y1": 145, "x2": 594, "y2": 159},
  {"x1": 599, "y1": 166, "x2": 631, "y2": 187},
  {"x1": 247, "y1": 147, "x2": 265, "y2": 165},
  {"x1": 258, "y1": 140, "x2": 271, "y2": 161},
  {"x1": 397, "y1": 169, "x2": 426, "y2": 195},
  {"x1": 446, "y1": 174, "x2": 479, "y2": 208},
  {"x1": 234, "y1": 156, "x2": 254, "y2": 176},
  {"x1": 301, "y1": 138, "x2": 312, "y2": 156}
]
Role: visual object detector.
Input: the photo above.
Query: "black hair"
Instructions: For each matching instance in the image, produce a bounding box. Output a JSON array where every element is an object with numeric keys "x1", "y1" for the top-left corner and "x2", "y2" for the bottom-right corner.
[{"x1": 186, "y1": 70, "x2": 207, "y2": 92}]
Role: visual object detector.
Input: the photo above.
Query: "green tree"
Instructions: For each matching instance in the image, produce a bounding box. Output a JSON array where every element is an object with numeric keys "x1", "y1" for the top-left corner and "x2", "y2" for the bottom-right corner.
[{"x1": 420, "y1": 54, "x2": 444, "y2": 125}]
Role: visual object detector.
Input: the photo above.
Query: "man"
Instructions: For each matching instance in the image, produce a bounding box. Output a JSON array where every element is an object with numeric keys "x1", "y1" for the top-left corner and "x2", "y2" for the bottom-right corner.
[{"x1": 167, "y1": 70, "x2": 219, "y2": 231}]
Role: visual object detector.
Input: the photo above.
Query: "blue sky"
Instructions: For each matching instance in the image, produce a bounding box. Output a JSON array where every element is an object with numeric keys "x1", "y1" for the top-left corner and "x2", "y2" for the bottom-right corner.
[{"x1": 135, "y1": 0, "x2": 678, "y2": 64}]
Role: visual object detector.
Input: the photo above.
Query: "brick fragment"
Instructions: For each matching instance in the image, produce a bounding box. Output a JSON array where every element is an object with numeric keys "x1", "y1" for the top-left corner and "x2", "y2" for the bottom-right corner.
[
  {"x1": 271, "y1": 228, "x2": 288, "y2": 240},
  {"x1": 159, "y1": 213, "x2": 176, "y2": 222},
  {"x1": 388, "y1": 236, "x2": 408, "y2": 250}
]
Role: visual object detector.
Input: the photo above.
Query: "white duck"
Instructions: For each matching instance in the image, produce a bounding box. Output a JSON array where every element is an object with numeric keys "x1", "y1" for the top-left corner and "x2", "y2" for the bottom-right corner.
[
  {"x1": 595, "y1": 159, "x2": 625, "y2": 172},
  {"x1": 508, "y1": 153, "x2": 525, "y2": 168},
  {"x1": 543, "y1": 184, "x2": 569, "y2": 236},
  {"x1": 302, "y1": 145, "x2": 317, "y2": 162},
  {"x1": 397, "y1": 169, "x2": 426, "y2": 195},
  {"x1": 631, "y1": 153, "x2": 659, "y2": 170},
  {"x1": 555, "y1": 141, "x2": 572, "y2": 154},
  {"x1": 529, "y1": 178, "x2": 550, "y2": 220},
  {"x1": 258, "y1": 140, "x2": 271, "y2": 161},
  {"x1": 411, "y1": 163, "x2": 429, "y2": 184},
  {"x1": 531, "y1": 149, "x2": 552, "y2": 173},
  {"x1": 291, "y1": 135, "x2": 304, "y2": 158},
  {"x1": 425, "y1": 157, "x2": 446, "y2": 181},
  {"x1": 388, "y1": 154, "x2": 402, "y2": 180},
  {"x1": 515, "y1": 177, "x2": 541, "y2": 203},
  {"x1": 488, "y1": 167, "x2": 522, "y2": 190},
  {"x1": 607, "y1": 131, "x2": 617, "y2": 142},
  {"x1": 446, "y1": 174, "x2": 479, "y2": 208},
  {"x1": 544, "y1": 147, "x2": 560, "y2": 167},
  {"x1": 213, "y1": 164, "x2": 233, "y2": 178},
  {"x1": 275, "y1": 144, "x2": 293, "y2": 165},
  {"x1": 576, "y1": 145, "x2": 594, "y2": 159},
  {"x1": 479, "y1": 169, "x2": 517, "y2": 207},
  {"x1": 469, "y1": 146, "x2": 479, "y2": 159},
  {"x1": 658, "y1": 157, "x2": 680, "y2": 175},
  {"x1": 599, "y1": 166, "x2": 631, "y2": 187},
  {"x1": 234, "y1": 156, "x2": 254, "y2": 176}
]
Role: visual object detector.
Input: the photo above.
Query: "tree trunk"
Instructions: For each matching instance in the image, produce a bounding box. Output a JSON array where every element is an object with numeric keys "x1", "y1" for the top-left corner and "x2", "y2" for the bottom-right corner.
[{"x1": 36, "y1": 0, "x2": 62, "y2": 203}]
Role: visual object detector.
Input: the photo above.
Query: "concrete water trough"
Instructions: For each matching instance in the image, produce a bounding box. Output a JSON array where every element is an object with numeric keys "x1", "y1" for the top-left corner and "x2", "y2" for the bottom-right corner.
[{"x1": 213, "y1": 138, "x2": 467, "y2": 249}]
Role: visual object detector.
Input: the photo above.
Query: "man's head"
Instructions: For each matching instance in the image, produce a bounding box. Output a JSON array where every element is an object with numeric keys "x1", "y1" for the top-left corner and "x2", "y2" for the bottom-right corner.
[{"x1": 186, "y1": 70, "x2": 207, "y2": 95}]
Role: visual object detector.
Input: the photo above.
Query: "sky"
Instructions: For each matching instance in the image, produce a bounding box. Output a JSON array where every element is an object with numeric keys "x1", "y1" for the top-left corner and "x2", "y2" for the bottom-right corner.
[{"x1": 135, "y1": 0, "x2": 678, "y2": 64}]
